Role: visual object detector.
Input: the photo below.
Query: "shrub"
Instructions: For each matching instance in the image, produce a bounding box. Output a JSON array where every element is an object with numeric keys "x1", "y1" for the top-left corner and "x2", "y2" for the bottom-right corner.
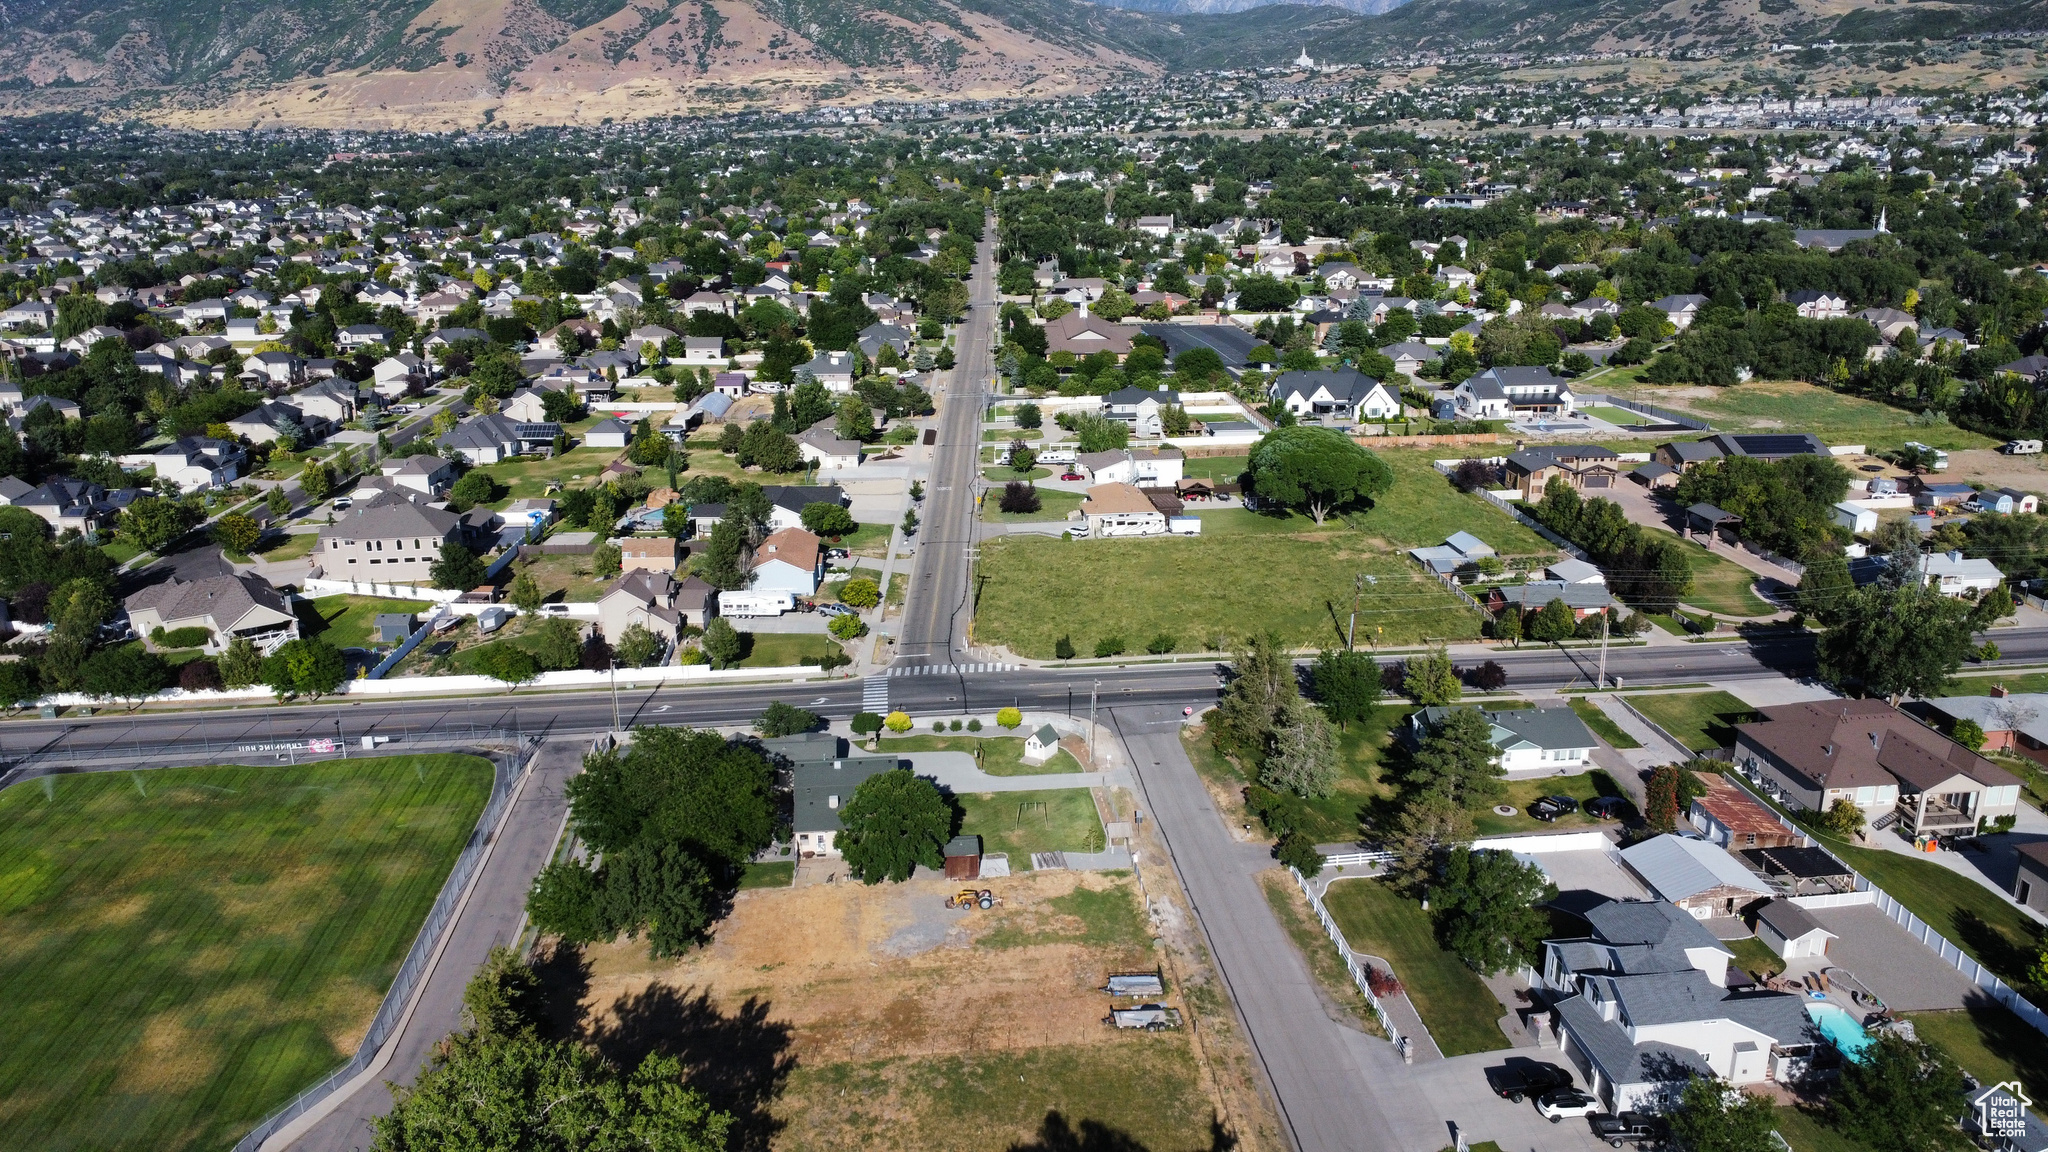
[
  {"x1": 178, "y1": 659, "x2": 223, "y2": 692},
  {"x1": 1146, "y1": 633, "x2": 1176, "y2": 655},
  {"x1": 1276, "y1": 831, "x2": 1323, "y2": 878},
  {"x1": 932, "y1": 720, "x2": 945, "y2": 732},
  {"x1": 156, "y1": 626, "x2": 212, "y2": 649},
  {"x1": 949, "y1": 719, "x2": 963, "y2": 732},
  {"x1": 885, "y1": 710, "x2": 912, "y2": 733},
  {"x1": 851, "y1": 711, "x2": 884, "y2": 735},
  {"x1": 999, "y1": 481, "x2": 1041, "y2": 514},
  {"x1": 996, "y1": 706, "x2": 1022, "y2": 729},
  {"x1": 1094, "y1": 635, "x2": 1126, "y2": 658},
  {"x1": 967, "y1": 718, "x2": 983, "y2": 731},
  {"x1": 828, "y1": 613, "x2": 868, "y2": 640},
  {"x1": 839, "y1": 577, "x2": 881, "y2": 608}
]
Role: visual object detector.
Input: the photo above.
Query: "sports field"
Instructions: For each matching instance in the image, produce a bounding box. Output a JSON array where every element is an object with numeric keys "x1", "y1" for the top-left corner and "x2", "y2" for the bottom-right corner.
[{"x1": 0, "y1": 755, "x2": 494, "y2": 1151}]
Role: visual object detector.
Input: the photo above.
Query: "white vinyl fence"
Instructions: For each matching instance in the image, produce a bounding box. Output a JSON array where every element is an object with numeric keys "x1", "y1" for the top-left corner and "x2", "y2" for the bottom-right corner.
[{"x1": 1289, "y1": 867, "x2": 1424, "y2": 1051}]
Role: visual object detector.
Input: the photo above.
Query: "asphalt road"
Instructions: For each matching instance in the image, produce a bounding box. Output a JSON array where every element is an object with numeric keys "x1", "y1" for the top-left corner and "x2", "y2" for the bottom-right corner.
[
  {"x1": 19, "y1": 625, "x2": 2048, "y2": 773},
  {"x1": 893, "y1": 213, "x2": 995, "y2": 668},
  {"x1": 273, "y1": 738, "x2": 585, "y2": 1152}
]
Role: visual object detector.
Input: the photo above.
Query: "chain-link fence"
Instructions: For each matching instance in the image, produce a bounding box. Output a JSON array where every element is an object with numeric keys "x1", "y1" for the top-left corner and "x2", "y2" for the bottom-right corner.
[{"x1": 228, "y1": 740, "x2": 536, "y2": 1152}]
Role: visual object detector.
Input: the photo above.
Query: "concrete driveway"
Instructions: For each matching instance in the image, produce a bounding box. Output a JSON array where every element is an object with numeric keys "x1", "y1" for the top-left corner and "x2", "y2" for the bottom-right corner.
[
  {"x1": 1356, "y1": 1047, "x2": 1616, "y2": 1152},
  {"x1": 1801, "y1": 903, "x2": 1984, "y2": 1011}
]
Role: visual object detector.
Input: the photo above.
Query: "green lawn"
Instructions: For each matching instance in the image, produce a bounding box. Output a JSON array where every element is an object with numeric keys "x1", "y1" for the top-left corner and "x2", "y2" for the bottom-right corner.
[
  {"x1": 982, "y1": 466, "x2": 1051, "y2": 482},
  {"x1": 1320, "y1": 877, "x2": 1509, "y2": 1057},
  {"x1": 976, "y1": 526, "x2": 1480, "y2": 659},
  {"x1": 739, "y1": 860, "x2": 795, "y2": 889},
  {"x1": 469, "y1": 443, "x2": 622, "y2": 501},
  {"x1": 1290, "y1": 706, "x2": 1409, "y2": 843},
  {"x1": 1258, "y1": 869, "x2": 1379, "y2": 1032},
  {"x1": 1179, "y1": 454, "x2": 1248, "y2": 482},
  {"x1": 1579, "y1": 404, "x2": 1655, "y2": 427},
  {"x1": 1939, "y1": 671, "x2": 2048, "y2": 697},
  {"x1": 1615, "y1": 379, "x2": 1997, "y2": 451},
  {"x1": 836, "y1": 522, "x2": 893, "y2": 557},
  {"x1": 100, "y1": 539, "x2": 147, "y2": 565},
  {"x1": 1623, "y1": 690, "x2": 1758, "y2": 751},
  {"x1": 879, "y1": 734, "x2": 1081, "y2": 775},
  {"x1": 1726, "y1": 934, "x2": 1786, "y2": 980},
  {"x1": 1668, "y1": 536, "x2": 1778, "y2": 617},
  {"x1": 1471, "y1": 771, "x2": 1633, "y2": 836},
  {"x1": 254, "y1": 531, "x2": 320, "y2": 562},
  {"x1": 1812, "y1": 829, "x2": 2043, "y2": 993},
  {"x1": 978, "y1": 487, "x2": 1085, "y2": 523},
  {"x1": 737, "y1": 632, "x2": 845, "y2": 669},
  {"x1": 0, "y1": 756, "x2": 493, "y2": 1152},
  {"x1": 1903, "y1": 1004, "x2": 2048, "y2": 1105},
  {"x1": 954, "y1": 789, "x2": 1104, "y2": 866},
  {"x1": 1352, "y1": 450, "x2": 1556, "y2": 555},
  {"x1": 301, "y1": 595, "x2": 438, "y2": 649},
  {"x1": 1569, "y1": 698, "x2": 1641, "y2": 749},
  {"x1": 1775, "y1": 1105, "x2": 1877, "y2": 1152}
]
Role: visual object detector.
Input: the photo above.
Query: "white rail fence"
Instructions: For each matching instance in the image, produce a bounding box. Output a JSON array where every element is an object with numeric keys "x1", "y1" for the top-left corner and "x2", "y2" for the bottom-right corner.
[{"x1": 1289, "y1": 866, "x2": 1430, "y2": 1052}]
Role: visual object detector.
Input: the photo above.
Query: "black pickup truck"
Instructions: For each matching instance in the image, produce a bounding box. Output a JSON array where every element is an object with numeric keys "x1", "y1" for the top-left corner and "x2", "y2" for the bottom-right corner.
[
  {"x1": 1589, "y1": 1112, "x2": 1664, "y2": 1146},
  {"x1": 1484, "y1": 1060, "x2": 1574, "y2": 1103}
]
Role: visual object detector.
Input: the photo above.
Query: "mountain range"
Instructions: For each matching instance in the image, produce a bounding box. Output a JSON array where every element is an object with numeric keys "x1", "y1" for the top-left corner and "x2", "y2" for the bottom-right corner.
[{"x1": 0, "y1": 0, "x2": 2028, "y2": 128}]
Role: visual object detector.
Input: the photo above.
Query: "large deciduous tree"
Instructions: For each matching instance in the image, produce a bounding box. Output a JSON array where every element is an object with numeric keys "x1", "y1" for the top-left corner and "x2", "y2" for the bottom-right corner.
[
  {"x1": 1407, "y1": 706, "x2": 1505, "y2": 808},
  {"x1": 1310, "y1": 648, "x2": 1382, "y2": 730},
  {"x1": 1431, "y1": 847, "x2": 1555, "y2": 974},
  {"x1": 1816, "y1": 584, "x2": 1972, "y2": 704},
  {"x1": 838, "y1": 768, "x2": 954, "y2": 883},
  {"x1": 1665, "y1": 1076, "x2": 1781, "y2": 1152},
  {"x1": 1246, "y1": 426, "x2": 1392, "y2": 524},
  {"x1": 1828, "y1": 1034, "x2": 1973, "y2": 1152}
]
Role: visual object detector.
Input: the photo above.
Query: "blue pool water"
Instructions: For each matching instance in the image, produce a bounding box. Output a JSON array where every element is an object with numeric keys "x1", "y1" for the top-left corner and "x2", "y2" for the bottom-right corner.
[{"x1": 1806, "y1": 1002, "x2": 1874, "y2": 1061}]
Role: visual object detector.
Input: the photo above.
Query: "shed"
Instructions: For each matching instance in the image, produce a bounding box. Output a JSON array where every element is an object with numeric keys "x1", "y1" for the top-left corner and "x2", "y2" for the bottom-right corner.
[
  {"x1": 1023, "y1": 724, "x2": 1062, "y2": 764},
  {"x1": 585, "y1": 417, "x2": 632, "y2": 448},
  {"x1": 1618, "y1": 834, "x2": 1771, "y2": 919},
  {"x1": 943, "y1": 834, "x2": 984, "y2": 880},
  {"x1": 1685, "y1": 503, "x2": 1741, "y2": 542},
  {"x1": 1753, "y1": 898, "x2": 1836, "y2": 960},
  {"x1": 374, "y1": 613, "x2": 416, "y2": 644},
  {"x1": 1632, "y1": 461, "x2": 1680, "y2": 490},
  {"x1": 1688, "y1": 772, "x2": 1799, "y2": 850},
  {"x1": 1832, "y1": 502, "x2": 1878, "y2": 535}
]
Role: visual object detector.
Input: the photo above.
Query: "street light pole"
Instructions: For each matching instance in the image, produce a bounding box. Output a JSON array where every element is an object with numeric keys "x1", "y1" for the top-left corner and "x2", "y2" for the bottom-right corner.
[
  {"x1": 609, "y1": 661, "x2": 621, "y2": 734},
  {"x1": 1087, "y1": 680, "x2": 1100, "y2": 764}
]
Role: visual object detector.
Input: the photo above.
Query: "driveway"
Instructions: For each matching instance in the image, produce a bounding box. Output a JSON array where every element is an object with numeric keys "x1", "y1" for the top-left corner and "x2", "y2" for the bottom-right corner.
[
  {"x1": 1392, "y1": 1051, "x2": 1616, "y2": 1152},
  {"x1": 1601, "y1": 482, "x2": 1799, "y2": 607}
]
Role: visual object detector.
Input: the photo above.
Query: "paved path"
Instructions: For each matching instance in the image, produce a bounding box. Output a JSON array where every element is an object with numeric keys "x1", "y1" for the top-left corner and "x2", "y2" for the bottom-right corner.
[
  {"x1": 272, "y1": 738, "x2": 586, "y2": 1152},
  {"x1": 1112, "y1": 706, "x2": 1446, "y2": 1152}
]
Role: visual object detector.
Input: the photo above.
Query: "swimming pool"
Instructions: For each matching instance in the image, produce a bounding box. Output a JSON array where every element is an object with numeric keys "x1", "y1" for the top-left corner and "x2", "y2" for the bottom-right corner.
[{"x1": 1806, "y1": 1002, "x2": 1874, "y2": 1061}]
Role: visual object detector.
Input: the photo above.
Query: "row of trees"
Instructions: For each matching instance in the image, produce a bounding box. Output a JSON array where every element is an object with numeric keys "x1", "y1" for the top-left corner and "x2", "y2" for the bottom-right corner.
[{"x1": 1531, "y1": 478, "x2": 1694, "y2": 613}]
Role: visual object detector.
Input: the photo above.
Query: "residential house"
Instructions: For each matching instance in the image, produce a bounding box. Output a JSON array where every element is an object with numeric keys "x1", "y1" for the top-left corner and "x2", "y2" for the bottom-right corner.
[
  {"x1": 1786, "y1": 289, "x2": 1850, "y2": 319},
  {"x1": 1619, "y1": 835, "x2": 1773, "y2": 920},
  {"x1": 502, "y1": 387, "x2": 558, "y2": 424},
  {"x1": 1915, "y1": 550, "x2": 2005, "y2": 597},
  {"x1": 1133, "y1": 215, "x2": 1175, "y2": 238},
  {"x1": 1732, "y1": 698, "x2": 2023, "y2": 839},
  {"x1": 797, "y1": 350, "x2": 857, "y2": 392},
  {"x1": 797, "y1": 422, "x2": 864, "y2": 471},
  {"x1": 1456, "y1": 366, "x2": 1575, "y2": 416},
  {"x1": 1102, "y1": 386, "x2": 1180, "y2": 437},
  {"x1": 124, "y1": 572, "x2": 299, "y2": 656},
  {"x1": 1082, "y1": 483, "x2": 1169, "y2": 537},
  {"x1": 1268, "y1": 369, "x2": 1399, "y2": 421},
  {"x1": 1503, "y1": 445, "x2": 1621, "y2": 498},
  {"x1": 1076, "y1": 447, "x2": 1184, "y2": 486},
  {"x1": 1689, "y1": 772, "x2": 1801, "y2": 851},
  {"x1": 1753, "y1": 899, "x2": 1836, "y2": 961},
  {"x1": 316, "y1": 493, "x2": 469, "y2": 585},
  {"x1": 1408, "y1": 530, "x2": 1496, "y2": 577},
  {"x1": 1645, "y1": 293, "x2": 1710, "y2": 331},
  {"x1": 1404, "y1": 704, "x2": 1598, "y2": 774},
  {"x1": 438, "y1": 413, "x2": 562, "y2": 465},
  {"x1": 749, "y1": 527, "x2": 825, "y2": 596},
  {"x1": 294, "y1": 378, "x2": 359, "y2": 427},
  {"x1": 1045, "y1": 309, "x2": 1135, "y2": 358},
  {"x1": 761, "y1": 485, "x2": 847, "y2": 533},
  {"x1": 378, "y1": 454, "x2": 455, "y2": 496},
  {"x1": 2014, "y1": 842, "x2": 2048, "y2": 913},
  {"x1": 585, "y1": 418, "x2": 632, "y2": 448},
  {"x1": 768, "y1": 733, "x2": 901, "y2": 858},
  {"x1": 1922, "y1": 691, "x2": 2048, "y2": 764},
  {"x1": 595, "y1": 570, "x2": 694, "y2": 648},
  {"x1": 1701, "y1": 433, "x2": 1829, "y2": 461},
  {"x1": 1855, "y1": 307, "x2": 1919, "y2": 341},
  {"x1": 680, "y1": 336, "x2": 726, "y2": 365},
  {"x1": 244, "y1": 350, "x2": 304, "y2": 388},
  {"x1": 14, "y1": 476, "x2": 135, "y2": 533},
  {"x1": 856, "y1": 323, "x2": 915, "y2": 364},
  {"x1": 620, "y1": 536, "x2": 677, "y2": 574},
  {"x1": 121, "y1": 436, "x2": 242, "y2": 492},
  {"x1": 1483, "y1": 580, "x2": 1615, "y2": 619},
  {"x1": 1537, "y1": 899, "x2": 1815, "y2": 1112},
  {"x1": 1654, "y1": 441, "x2": 1726, "y2": 472},
  {"x1": 337, "y1": 323, "x2": 396, "y2": 350},
  {"x1": 1381, "y1": 341, "x2": 1441, "y2": 380}
]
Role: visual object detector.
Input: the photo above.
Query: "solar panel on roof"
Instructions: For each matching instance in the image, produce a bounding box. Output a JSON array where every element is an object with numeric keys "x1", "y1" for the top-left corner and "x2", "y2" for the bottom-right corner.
[{"x1": 1731, "y1": 435, "x2": 1815, "y2": 455}]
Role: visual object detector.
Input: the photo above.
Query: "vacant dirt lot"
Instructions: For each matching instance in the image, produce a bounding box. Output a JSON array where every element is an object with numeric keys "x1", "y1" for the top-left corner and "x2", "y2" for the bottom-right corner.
[{"x1": 558, "y1": 868, "x2": 1253, "y2": 1152}]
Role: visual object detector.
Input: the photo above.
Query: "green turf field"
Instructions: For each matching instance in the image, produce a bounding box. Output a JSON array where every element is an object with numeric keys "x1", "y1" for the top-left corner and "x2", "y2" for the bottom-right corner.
[{"x1": 0, "y1": 755, "x2": 494, "y2": 1151}]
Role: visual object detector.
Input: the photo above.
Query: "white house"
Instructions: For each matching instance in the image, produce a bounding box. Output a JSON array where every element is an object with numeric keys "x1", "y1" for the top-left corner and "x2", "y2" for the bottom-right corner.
[
  {"x1": 1754, "y1": 899, "x2": 1836, "y2": 961},
  {"x1": 748, "y1": 527, "x2": 824, "y2": 596},
  {"x1": 1076, "y1": 448, "x2": 1184, "y2": 486},
  {"x1": 1268, "y1": 368, "x2": 1399, "y2": 421},
  {"x1": 797, "y1": 423, "x2": 864, "y2": 471},
  {"x1": 797, "y1": 350, "x2": 857, "y2": 392},
  {"x1": 1787, "y1": 289, "x2": 1850, "y2": 320},
  {"x1": 585, "y1": 418, "x2": 632, "y2": 448},
  {"x1": 1405, "y1": 705, "x2": 1596, "y2": 775},
  {"x1": 1455, "y1": 366, "x2": 1575, "y2": 417},
  {"x1": 1022, "y1": 724, "x2": 1062, "y2": 764},
  {"x1": 1918, "y1": 551, "x2": 2004, "y2": 597}
]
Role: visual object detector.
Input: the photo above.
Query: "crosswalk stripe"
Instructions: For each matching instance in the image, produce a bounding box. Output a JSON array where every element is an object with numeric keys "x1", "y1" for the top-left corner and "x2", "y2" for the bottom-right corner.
[{"x1": 883, "y1": 662, "x2": 1015, "y2": 677}]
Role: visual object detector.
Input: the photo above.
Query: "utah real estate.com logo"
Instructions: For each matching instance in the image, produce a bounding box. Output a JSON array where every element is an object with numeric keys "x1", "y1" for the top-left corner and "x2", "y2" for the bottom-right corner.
[{"x1": 1976, "y1": 1082, "x2": 2033, "y2": 1140}]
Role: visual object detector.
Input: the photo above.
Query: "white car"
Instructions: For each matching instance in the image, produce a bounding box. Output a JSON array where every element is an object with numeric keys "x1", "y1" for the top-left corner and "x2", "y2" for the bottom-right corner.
[{"x1": 1536, "y1": 1090, "x2": 1602, "y2": 1123}]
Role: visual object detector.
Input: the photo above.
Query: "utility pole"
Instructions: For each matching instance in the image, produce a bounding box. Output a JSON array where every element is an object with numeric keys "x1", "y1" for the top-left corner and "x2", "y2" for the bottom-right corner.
[
  {"x1": 1347, "y1": 572, "x2": 1362, "y2": 651},
  {"x1": 1087, "y1": 680, "x2": 1100, "y2": 764},
  {"x1": 609, "y1": 661, "x2": 621, "y2": 733},
  {"x1": 1596, "y1": 606, "x2": 1609, "y2": 691}
]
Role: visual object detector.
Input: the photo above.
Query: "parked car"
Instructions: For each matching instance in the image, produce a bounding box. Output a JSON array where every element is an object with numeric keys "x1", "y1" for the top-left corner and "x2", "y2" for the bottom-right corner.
[
  {"x1": 1584, "y1": 796, "x2": 1629, "y2": 821},
  {"x1": 1060, "y1": 472, "x2": 1084, "y2": 481},
  {"x1": 1485, "y1": 1060, "x2": 1574, "y2": 1103},
  {"x1": 1529, "y1": 797, "x2": 1572, "y2": 822},
  {"x1": 1544, "y1": 795, "x2": 1579, "y2": 814},
  {"x1": 539, "y1": 603, "x2": 572, "y2": 616},
  {"x1": 818, "y1": 603, "x2": 854, "y2": 617},
  {"x1": 1537, "y1": 1090, "x2": 1602, "y2": 1123},
  {"x1": 1590, "y1": 1112, "x2": 1664, "y2": 1146}
]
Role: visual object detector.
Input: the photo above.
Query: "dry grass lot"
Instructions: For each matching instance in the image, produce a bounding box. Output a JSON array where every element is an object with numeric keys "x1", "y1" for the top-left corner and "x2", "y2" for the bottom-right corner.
[{"x1": 560, "y1": 870, "x2": 1238, "y2": 1152}]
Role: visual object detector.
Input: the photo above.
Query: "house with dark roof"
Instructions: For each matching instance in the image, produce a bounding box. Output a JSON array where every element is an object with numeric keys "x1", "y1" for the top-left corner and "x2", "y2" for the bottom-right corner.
[
  {"x1": 1502, "y1": 444, "x2": 1620, "y2": 499},
  {"x1": 14, "y1": 476, "x2": 139, "y2": 533},
  {"x1": 1701, "y1": 432, "x2": 1829, "y2": 461},
  {"x1": 596, "y1": 570, "x2": 708, "y2": 648},
  {"x1": 1405, "y1": 704, "x2": 1597, "y2": 774},
  {"x1": 316, "y1": 492, "x2": 470, "y2": 585},
  {"x1": 1454, "y1": 366, "x2": 1575, "y2": 418},
  {"x1": 1267, "y1": 368, "x2": 1399, "y2": 422},
  {"x1": 124, "y1": 572, "x2": 299, "y2": 656},
  {"x1": 761, "y1": 733, "x2": 902, "y2": 858},
  {"x1": 1537, "y1": 898, "x2": 1816, "y2": 1112},
  {"x1": 1482, "y1": 580, "x2": 1615, "y2": 620},
  {"x1": 1733, "y1": 698, "x2": 2023, "y2": 840},
  {"x1": 760, "y1": 484, "x2": 847, "y2": 533},
  {"x1": 437, "y1": 413, "x2": 562, "y2": 465}
]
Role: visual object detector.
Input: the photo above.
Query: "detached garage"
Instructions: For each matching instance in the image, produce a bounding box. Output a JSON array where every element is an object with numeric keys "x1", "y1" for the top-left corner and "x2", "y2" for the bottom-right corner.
[{"x1": 1755, "y1": 899, "x2": 1836, "y2": 961}]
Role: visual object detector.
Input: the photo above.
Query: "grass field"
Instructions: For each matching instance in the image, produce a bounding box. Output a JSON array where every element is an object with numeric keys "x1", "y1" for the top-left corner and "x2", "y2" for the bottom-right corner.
[
  {"x1": 254, "y1": 531, "x2": 320, "y2": 563},
  {"x1": 1775, "y1": 1105, "x2": 1877, "y2": 1152},
  {"x1": 1902, "y1": 1004, "x2": 2048, "y2": 1104},
  {"x1": 976, "y1": 524, "x2": 1480, "y2": 659},
  {"x1": 1569, "y1": 698, "x2": 1641, "y2": 749},
  {"x1": 1623, "y1": 690, "x2": 1759, "y2": 751},
  {"x1": 740, "y1": 860, "x2": 796, "y2": 889},
  {"x1": 837, "y1": 522, "x2": 893, "y2": 557},
  {"x1": 879, "y1": 734, "x2": 1082, "y2": 775},
  {"x1": 1613, "y1": 379, "x2": 1997, "y2": 452},
  {"x1": 1179, "y1": 454, "x2": 1248, "y2": 482},
  {"x1": 979, "y1": 487, "x2": 1085, "y2": 523},
  {"x1": 1668, "y1": 537, "x2": 1779, "y2": 618},
  {"x1": 955, "y1": 789, "x2": 1104, "y2": 866},
  {"x1": 1355, "y1": 450, "x2": 1555, "y2": 555},
  {"x1": 1291, "y1": 706, "x2": 1409, "y2": 843},
  {"x1": 0, "y1": 756, "x2": 493, "y2": 1151},
  {"x1": 1320, "y1": 877, "x2": 1509, "y2": 1057},
  {"x1": 738, "y1": 632, "x2": 845, "y2": 669},
  {"x1": 300, "y1": 594, "x2": 438, "y2": 649},
  {"x1": 1471, "y1": 771, "x2": 1632, "y2": 836},
  {"x1": 982, "y1": 466, "x2": 1051, "y2": 482},
  {"x1": 1726, "y1": 934, "x2": 1786, "y2": 980}
]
